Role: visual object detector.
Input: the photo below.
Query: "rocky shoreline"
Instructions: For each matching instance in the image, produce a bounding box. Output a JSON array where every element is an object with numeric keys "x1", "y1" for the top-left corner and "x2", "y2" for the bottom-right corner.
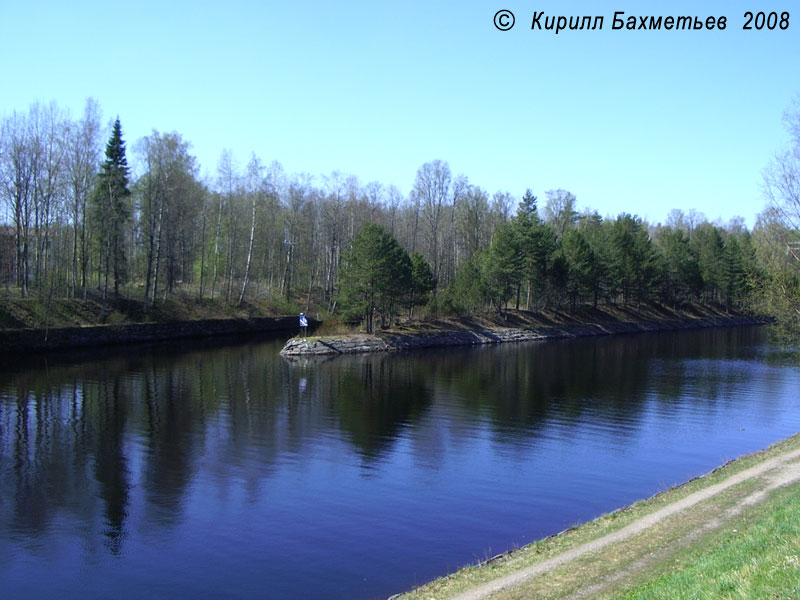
[{"x1": 280, "y1": 315, "x2": 770, "y2": 357}]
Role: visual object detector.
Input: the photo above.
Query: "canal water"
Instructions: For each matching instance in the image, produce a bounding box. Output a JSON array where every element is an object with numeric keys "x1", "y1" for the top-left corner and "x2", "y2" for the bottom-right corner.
[{"x1": 1, "y1": 326, "x2": 799, "y2": 599}]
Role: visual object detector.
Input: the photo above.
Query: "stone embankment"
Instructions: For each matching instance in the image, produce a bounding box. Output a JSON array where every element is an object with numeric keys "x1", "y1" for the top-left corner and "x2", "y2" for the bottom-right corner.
[
  {"x1": 280, "y1": 315, "x2": 768, "y2": 357},
  {"x1": 0, "y1": 316, "x2": 306, "y2": 353}
]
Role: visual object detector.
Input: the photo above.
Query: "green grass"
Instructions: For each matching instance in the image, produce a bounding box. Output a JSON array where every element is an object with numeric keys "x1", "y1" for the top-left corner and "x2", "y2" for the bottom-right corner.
[
  {"x1": 399, "y1": 434, "x2": 800, "y2": 600},
  {"x1": 308, "y1": 318, "x2": 362, "y2": 336},
  {"x1": 0, "y1": 291, "x2": 297, "y2": 329},
  {"x1": 617, "y1": 483, "x2": 800, "y2": 600},
  {"x1": 0, "y1": 287, "x2": 759, "y2": 332},
  {"x1": 616, "y1": 486, "x2": 800, "y2": 600}
]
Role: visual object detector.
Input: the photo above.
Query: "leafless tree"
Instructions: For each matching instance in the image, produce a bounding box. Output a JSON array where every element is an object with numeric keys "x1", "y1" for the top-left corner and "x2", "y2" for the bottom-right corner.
[
  {"x1": 457, "y1": 185, "x2": 490, "y2": 262},
  {"x1": 213, "y1": 150, "x2": 238, "y2": 301},
  {"x1": 30, "y1": 103, "x2": 68, "y2": 291},
  {"x1": 543, "y1": 189, "x2": 578, "y2": 237},
  {"x1": 137, "y1": 131, "x2": 201, "y2": 309},
  {"x1": 322, "y1": 171, "x2": 346, "y2": 309},
  {"x1": 238, "y1": 153, "x2": 263, "y2": 305},
  {"x1": 761, "y1": 98, "x2": 800, "y2": 290},
  {"x1": 65, "y1": 99, "x2": 101, "y2": 298},
  {"x1": 413, "y1": 159, "x2": 451, "y2": 291},
  {"x1": 0, "y1": 110, "x2": 36, "y2": 295},
  {"x1": 385, "y1": 185, "x2": 402, "y2": 237}
]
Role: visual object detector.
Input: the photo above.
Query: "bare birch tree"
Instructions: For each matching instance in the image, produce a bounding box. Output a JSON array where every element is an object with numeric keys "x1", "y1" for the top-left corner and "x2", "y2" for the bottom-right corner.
[
  {"x1": 0, "y1": 110, "x2": 35, "y2": 296},
  {"x1": 759, "y1": 97, "x2": 800, "y2": 324},
  {"x1": 238, "y1": 153, "x2": 262, "y2": 305},
  {"x1": 65, "y1": 99, "x2": 101, "y2": 298},
  {"x1": 413, "y1": 159, "x2": 451, "y2": 291}
]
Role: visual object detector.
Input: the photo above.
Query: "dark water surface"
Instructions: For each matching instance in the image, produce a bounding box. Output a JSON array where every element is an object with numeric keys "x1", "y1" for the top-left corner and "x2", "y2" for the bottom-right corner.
[{"x1": 1, "y1": 327, "x2": 799, "y2": 599}]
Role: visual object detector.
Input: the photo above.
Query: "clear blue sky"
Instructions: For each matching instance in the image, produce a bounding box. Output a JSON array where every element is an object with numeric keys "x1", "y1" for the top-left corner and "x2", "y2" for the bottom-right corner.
[{"x1": 3, "y1": 0, "x2": 799, "y2": 226}]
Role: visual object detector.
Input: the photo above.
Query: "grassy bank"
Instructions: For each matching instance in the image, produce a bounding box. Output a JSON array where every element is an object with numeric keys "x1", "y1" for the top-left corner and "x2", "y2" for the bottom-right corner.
[
  {"x1": 0, "y1": 293, "x2": 759, "y2": 332},
  {"x1": 0, "y1": 292, "x2": 300, "y2": 330},
  {"x1": 398, "y1": 433, "x2": 800, "y2": 600},
  {"x1": 0, "y1": 295, "x2": 768, "y2": 355},
  {"x1": 618, "y1": 484, "x2": 800, "y2": 599},
  {"x1": 300, "y1": 302, "x2": 764, "y2": 341},
  {"x1": 0, "y1": 292, "x2": 761, "y2": 339}
]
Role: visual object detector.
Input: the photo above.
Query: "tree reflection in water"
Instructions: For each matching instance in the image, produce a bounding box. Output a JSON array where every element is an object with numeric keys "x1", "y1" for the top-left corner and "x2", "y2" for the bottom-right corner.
[{"x1": 0, "y1": 326, "x2": 796, "y2": 599}]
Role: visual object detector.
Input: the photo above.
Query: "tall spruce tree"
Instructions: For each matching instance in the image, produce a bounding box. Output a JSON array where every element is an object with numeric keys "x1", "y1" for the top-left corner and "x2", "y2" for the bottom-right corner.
[{"x1": 91, "y1": 118, "x2": 131, "y2": 298}]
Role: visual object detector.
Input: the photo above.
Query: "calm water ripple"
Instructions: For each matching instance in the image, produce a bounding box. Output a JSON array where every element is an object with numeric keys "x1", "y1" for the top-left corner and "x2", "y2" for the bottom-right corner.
[{"x1": 1, "y1": 326, "x2": 799, "y2": 599}]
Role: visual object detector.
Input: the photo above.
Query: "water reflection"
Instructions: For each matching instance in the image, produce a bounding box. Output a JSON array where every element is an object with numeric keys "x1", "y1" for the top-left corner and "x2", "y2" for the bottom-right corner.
[
  {"x1": 0, "y1": 328, "x2": 774, "y2": 541},
  {"x1": 1, "y1": 326, "x2": 798, "y2": 599}
]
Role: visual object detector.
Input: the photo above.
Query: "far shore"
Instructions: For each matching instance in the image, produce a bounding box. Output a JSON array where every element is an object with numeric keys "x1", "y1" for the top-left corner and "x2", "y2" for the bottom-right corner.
[
  {"x1": 0, "y1": 316, "x2": 308, "y2": 354},
  {"x1": 0, "y1": 299, "x2": 772, "y2": 356},
  {"x1": 280, "y1": 306, "x2": 771, "y2": 358}
]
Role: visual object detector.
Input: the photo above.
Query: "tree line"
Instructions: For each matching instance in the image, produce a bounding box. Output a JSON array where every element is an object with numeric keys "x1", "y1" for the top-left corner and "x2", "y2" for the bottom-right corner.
[
  {"x1": 1, "y1": 98, "x2": 797, "y2": 331},
  {"x1": 343, "y1": 192, "x2": 760, "y2": 325}
]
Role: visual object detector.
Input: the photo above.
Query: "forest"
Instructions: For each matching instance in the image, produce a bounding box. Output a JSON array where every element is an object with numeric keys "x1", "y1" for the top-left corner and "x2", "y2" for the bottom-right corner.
[{"x1": 1, "y1": 99, "x2": 799, "y2": 333}]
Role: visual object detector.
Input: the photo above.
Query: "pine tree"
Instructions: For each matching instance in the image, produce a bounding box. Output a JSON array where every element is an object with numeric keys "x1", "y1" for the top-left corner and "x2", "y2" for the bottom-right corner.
[
  {"x1": 408, "y1": 252, "x2": 436, "y2": 318},
  {"x1": 657, "y1": 227, "x2": 702, "y2": 306},
  {"x1": 338, "y1": 223, "x2": 412, "y2": 332},
  {"x1": 692, "y1": 223, "x2": 726, "y2": 304},
  {"x1": 482, "y1": 222, "x2": 523, "y2": 315},
  {"x1": 91, "y1": 118, "x2": 131, "y2": 299},
  {"x1": 441, "y1": 255, "x2": 486, "y2": 314},
  {"x1": 562, "y1": 228, "x2": 596, "y2": 310},
  {"x1": 515, "y1": 212, "x2": 557, "y2": 309},
  {"x1": 610, "y1": 214, "x2": 657, "y2": 306}
]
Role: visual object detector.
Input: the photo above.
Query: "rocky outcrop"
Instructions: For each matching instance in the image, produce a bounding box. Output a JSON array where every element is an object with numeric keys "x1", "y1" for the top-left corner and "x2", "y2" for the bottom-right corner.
[{"x1": 279, "y1": 315, "x2": 770, "y2": 357}]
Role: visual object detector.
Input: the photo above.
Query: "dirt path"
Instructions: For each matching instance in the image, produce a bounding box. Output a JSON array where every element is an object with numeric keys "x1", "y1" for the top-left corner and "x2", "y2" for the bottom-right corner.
[{"x1": 450, "y1": 447, "x2": 800, "y2": 600}]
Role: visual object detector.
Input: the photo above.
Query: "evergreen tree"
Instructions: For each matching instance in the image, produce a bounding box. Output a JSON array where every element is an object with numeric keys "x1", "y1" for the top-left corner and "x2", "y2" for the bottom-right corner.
[
  {"x1": 723, "y1": 235, "x2": 746, "y2": 309},
  {"x1": 656, "y1": 227, "x2": 703, "y2": 306},
  {"x1": 408, "y1": 252, "x2": 436, "y2": 318},
  {"x1": 610, "y1": 214, "x2": 657, "y2": 306},
  {"x1": 337, "y1": 223, "x2": 412, "y2": 332},
  {"x1": 91, "y1": 118, "x2": 131, "y2": 298},
  {"x1": 482, "y1": 222, "x2": 523, "y2": 315},
  {"x1": 518, "y1": 218, "x2": 557, "y2": 309},
  {"x1": 692, "y1": 223, "x2": 726, "y2": 303},
  {"x1": 722, "y1": 232, "x2": 761, "y2": 310},
  {"x1": 518, "y1": 189, "x2": 538, "y2": 218},
  {"x1": 441, "y1": 254, "x2": 486, "y2": 314},
  {"x1": 548, "y1": 251, "x2": 570, "y2": 308},
  {"x1": 514, "y1": 194, "x2": 538, "y2": 308},
  {"x1": 562, "y1": 228, "x2": 597, "y2": 310},
  {"x1": 577, "y1": 212, "x2": 610, "y2": 307}
]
